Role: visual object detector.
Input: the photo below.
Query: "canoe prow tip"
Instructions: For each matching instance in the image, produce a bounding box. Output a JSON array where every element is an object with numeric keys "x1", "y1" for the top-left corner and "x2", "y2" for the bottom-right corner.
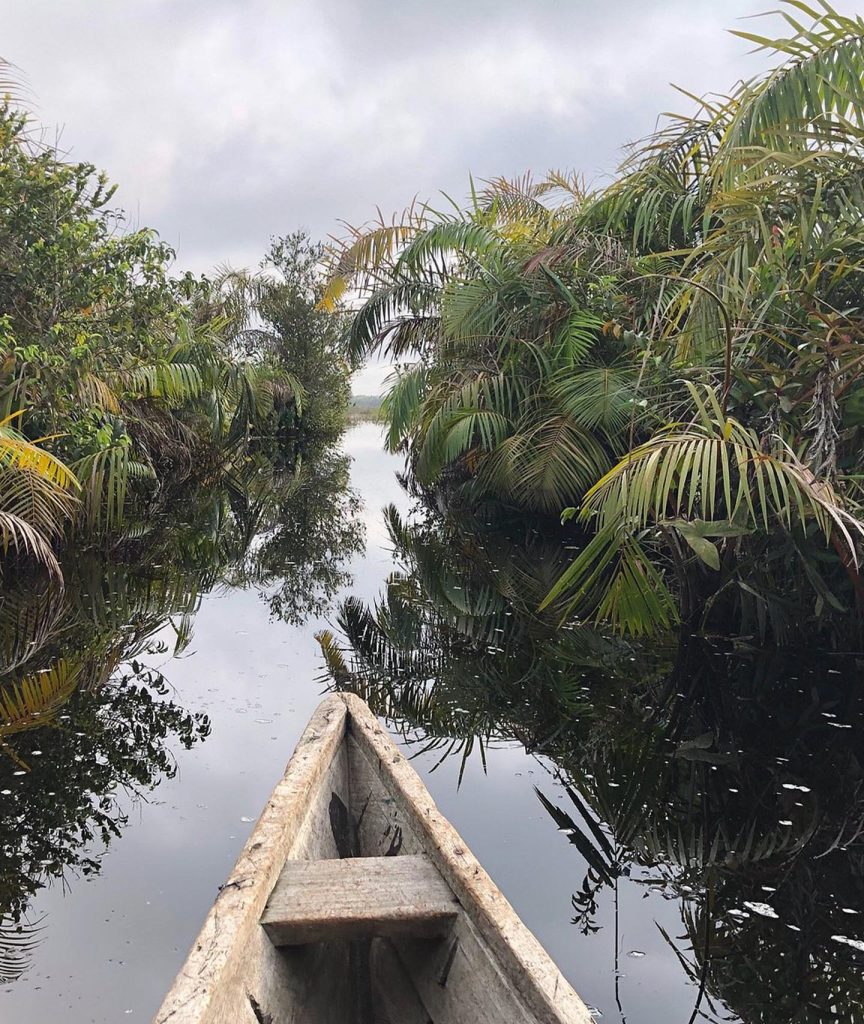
[{"x1": 153, "y1": 688, "x2": 594, "y2": 1024}]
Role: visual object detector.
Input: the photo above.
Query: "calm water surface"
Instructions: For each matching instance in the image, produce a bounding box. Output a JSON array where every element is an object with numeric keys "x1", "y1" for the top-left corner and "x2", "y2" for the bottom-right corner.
[{"x1": 1, "y1": 422, "x2": 862, "y2": 1023}]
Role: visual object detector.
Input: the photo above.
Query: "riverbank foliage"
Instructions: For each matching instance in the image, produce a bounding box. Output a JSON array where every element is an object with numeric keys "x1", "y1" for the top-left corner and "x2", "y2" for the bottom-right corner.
[
  {"x1": 0, "y1": 106, "x2": 349, "y2": 584},
  {"x1": 326, "y1": 2, "x2": 864, "y2": 645},
  {"x1": 0, "y1": 437, "x2": 363, "y2": 978}
]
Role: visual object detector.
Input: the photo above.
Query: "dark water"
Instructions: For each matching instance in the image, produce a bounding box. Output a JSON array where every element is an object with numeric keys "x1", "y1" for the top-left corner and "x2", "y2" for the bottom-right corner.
[{"x1": 0, "y1": 422, "x2": 862, "y2": 1023}]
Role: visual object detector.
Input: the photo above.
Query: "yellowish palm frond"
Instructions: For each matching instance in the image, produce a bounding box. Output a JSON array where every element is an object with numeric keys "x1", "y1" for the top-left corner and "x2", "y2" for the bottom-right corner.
[
  {"x1": 78, "y1": 373, "x2": 120, "y2": 415},
  {"x1": 0, "y1": 418, "x2": 79, "y2": 491},
  {"x1": 0, "y1": 658, "x2": 83, "y2": 741},
  {"x1": 0, "y1": 464, "x2": 79, "y2": 540},
  {"x1": 321, "y1": 204, "x2": 428, "y2": 311}
]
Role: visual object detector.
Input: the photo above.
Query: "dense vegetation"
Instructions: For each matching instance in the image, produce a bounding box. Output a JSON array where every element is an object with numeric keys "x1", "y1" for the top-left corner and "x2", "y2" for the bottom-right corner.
[
  {"x1": 0, "y1": 441, "x2": 363, "y2": 979},
  {"x1": 327, "y1": 3, "x2": 864, "y2": 646},
  {"x1": 0, "y1": 105, "x2": 349, "y2": 585},
  {"x1": 0, "y1": 91, "x2": 360, "y2": 978}
]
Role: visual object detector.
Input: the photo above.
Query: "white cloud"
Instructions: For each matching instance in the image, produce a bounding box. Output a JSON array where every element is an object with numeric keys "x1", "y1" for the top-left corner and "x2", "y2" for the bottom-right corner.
[
  {"x1": 3, "y1": 0, "x2": 855, "y2": 280},
  {"x1": 351, "y1": 358, "x2": 395, "y2": 397}
]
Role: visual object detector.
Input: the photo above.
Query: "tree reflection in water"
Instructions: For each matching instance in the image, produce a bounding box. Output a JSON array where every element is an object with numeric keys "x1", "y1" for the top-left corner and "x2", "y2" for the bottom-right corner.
[
  {"x1": 0, "y1": 442, "x2": 364, "y2": 981},
  {"x1": 320, "y1": 503, "x2": 864, "y2": 1024}
]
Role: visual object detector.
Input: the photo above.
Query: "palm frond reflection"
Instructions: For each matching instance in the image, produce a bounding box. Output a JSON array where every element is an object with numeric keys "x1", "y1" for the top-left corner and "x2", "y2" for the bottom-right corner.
[{"x1": 321, "y1": 503, "x2": 864, "y2": 1022}]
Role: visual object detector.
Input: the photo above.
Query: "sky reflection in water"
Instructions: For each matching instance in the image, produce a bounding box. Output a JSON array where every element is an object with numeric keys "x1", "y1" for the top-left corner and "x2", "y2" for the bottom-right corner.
[{"x1": 0, "y1": 422, "x2": 861, "y2": 1023}]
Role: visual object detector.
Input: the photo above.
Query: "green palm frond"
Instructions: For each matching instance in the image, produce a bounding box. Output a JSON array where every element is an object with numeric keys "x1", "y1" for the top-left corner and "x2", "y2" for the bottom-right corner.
[
  {"x1": 396, "y1": 221, "x2": 503, "y2": 275},
  {"x1": 479, "y1": 416, "x2": 610, "y2": 512},
  {"x1": 219, "y1": 362, "x2": 278, "y2": 445},
  {"x1": 73, "y1": 444, "x2": 156, "y2": 530},
  {"x1": 316, "y1": 628, "x2": 350, "y2": 684},
  {"x1": 417, "y1": 407, "x2": 512, "y2": 481},
  {"x1": 413, "y1": 370, "x2": 528, "y2": 480},
  {"x1": 545, "y1": 386, "x2": 864, "y2": 634},
  {"x1": 169, "y1": 612, "x2": 195, "y2": 656},
  {"x1": 551, "y1": 363, "x2": 644, "y2": 439},
  {"x1": 473, "y1": 173, "x2": 557, "y2": 224},
  {"x1": 346, "y1": 279, "x2": 440, "y2": 361},
  {"x1": 551, "y1": 311, "x2": 603, "y2": 364},
  {"x1": 543, "y1": 523, "x2": 678, "y2": 635},
  {"x1": 440, "y1": 276, "x2": 501, "y2": 348},
  {"x1": 724, "y1": 3, "x2": 864, "y2": 169},
  {"x1": 380, "y1": 363, "x2": 429, "y2": 451},
  {"x1": 125, "y1": 362, "x2": 204, "y2": 404},
  {"x1": 584, "y1": 409, "x2": 862, "y2": 545}
]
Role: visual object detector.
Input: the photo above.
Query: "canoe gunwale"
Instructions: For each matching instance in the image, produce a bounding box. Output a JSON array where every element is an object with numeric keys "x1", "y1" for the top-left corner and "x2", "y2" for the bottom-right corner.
[
  {"x1": 152, "y1": 695, "x2": 347, "y2": 1024},
  {"x1": 341, "y1": 692, "x2": 592, "y2": 1024},
  {"x1": 152, "y1": 692, "x2": 592, "y2": 1024}
]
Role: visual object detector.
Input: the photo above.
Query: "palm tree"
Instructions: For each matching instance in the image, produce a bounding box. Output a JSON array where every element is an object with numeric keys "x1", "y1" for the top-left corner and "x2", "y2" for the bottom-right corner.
[
  {"x1": 0, "y1": 415, "x2": 78, "y2": 580},
  {"x1": 326, "y1": 176, "x2": 653, "y2": 514},
  {"x1": 329, "y1": 2, "x2": 864, "y2": 643}
]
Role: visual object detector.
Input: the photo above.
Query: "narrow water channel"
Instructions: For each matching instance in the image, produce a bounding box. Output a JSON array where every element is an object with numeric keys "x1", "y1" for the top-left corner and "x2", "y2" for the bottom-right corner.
[{"x1": 1, "y1": 422, "x2": 861, "y2": 1023}]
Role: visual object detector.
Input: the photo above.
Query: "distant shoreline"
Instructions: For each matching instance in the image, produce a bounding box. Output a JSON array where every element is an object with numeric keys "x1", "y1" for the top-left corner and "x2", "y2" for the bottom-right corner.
[{"x1": 348, "y1": 394, "x2": 383, "y2": 422}]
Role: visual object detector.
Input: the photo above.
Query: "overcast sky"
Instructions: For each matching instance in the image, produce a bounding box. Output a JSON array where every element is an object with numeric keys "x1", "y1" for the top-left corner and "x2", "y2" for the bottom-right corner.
[{"x1": 1, "y1": 1, "x2": 846, "y2": 392}]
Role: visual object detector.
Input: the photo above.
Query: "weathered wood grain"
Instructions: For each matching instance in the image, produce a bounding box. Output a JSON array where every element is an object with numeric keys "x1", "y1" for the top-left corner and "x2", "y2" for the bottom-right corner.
[
  {"x1": 347, "y1": 729, "x2": 536, "y2": 1023},
  {"x1": 152, "y1": 696, "x2": 348, "y2": 1024},
  {"x1": 369, "y1": 937, "x2": 435, "y2": 1023},
  {"x1": 341, "y1": 692, "x2": 594, "y2": 1024},
  {"x1": 154, "y1": 692, "x2": 594, "y2": 1024},
  {"x1": 262, "y1": 853, "x2": 459, "y2": 944}
]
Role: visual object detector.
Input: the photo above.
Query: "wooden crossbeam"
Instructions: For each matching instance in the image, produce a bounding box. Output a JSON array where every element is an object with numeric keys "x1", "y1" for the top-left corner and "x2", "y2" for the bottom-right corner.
[{"x1": 261, "y1": 854, "x2": 459, "y2": 946}]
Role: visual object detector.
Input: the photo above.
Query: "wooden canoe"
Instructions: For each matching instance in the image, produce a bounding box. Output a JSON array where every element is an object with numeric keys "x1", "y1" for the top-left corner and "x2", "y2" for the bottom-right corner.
[{"x1": 153, "y1": 693, "x2": 593, "y2": 1024}]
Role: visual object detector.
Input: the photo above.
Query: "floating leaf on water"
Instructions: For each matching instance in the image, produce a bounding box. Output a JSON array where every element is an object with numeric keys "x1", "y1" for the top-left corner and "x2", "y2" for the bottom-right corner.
[{"x1": 743, "y1": 901, "x2": 779, "y2": 919}]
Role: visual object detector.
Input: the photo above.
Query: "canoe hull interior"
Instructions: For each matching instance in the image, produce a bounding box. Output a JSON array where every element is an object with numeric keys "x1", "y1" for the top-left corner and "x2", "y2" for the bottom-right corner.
[{"x1": 153, "y1": 694, "x2": 593, "y2": 1024}]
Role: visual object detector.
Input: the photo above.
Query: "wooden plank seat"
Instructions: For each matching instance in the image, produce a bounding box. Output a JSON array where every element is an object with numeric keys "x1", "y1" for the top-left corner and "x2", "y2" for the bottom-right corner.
[
  {"x1": 261, "y1": 853, "x2": 460, "y2": 945},
  {"x1": 155, "y1": 695, "x2": 592, "y2": 1024}
]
